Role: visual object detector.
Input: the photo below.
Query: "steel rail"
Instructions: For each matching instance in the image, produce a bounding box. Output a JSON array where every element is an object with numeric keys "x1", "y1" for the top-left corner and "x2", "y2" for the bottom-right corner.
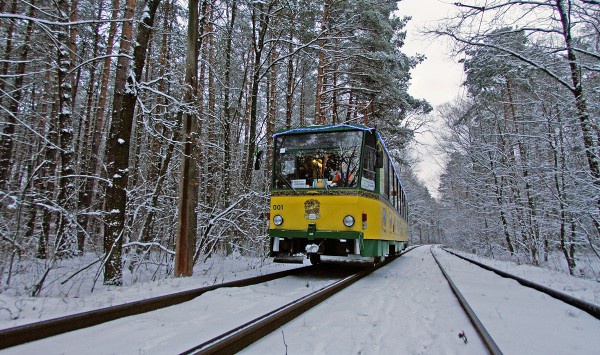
[
  {"x1": 442, "y1": 248, "x2": 600, "y2": 320},
  {"x1": 0, "y1": 265, "x2": 315, "y2": 350},
  {"x1": 430, "y1": 246, "x2": 503, "y2": 355},
  {"x1": 181, "y1": 246, "x2": 418, "y2": 354}
]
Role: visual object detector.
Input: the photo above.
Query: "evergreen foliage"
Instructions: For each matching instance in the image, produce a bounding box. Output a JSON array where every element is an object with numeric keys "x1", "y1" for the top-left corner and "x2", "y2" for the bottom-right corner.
[{"x1": 0, "y1": 0, "x2": 425, "y2": 289}]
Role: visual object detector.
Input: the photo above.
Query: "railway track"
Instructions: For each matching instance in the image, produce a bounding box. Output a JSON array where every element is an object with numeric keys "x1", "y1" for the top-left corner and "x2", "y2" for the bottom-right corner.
[
  {"x1": 180, "y1": 246, "x2": 418, "y2": 354},
  {"x1": 430, "y1": 246, "x2": 503, "y2": 355},
  {"x1": 2, "y1": 247, "x2": 417, "y2": 352},
  {"x1": 442, "y1": 248, "x2": 600, "y2": 320},
  {"x1": 8, "y1": 246, "x2": 592, "y2": 353},
  {"x1": 0, "y1": 265, "x2": 314, "y2": 350},
  {"x1": 431, "y1": 245, "x2": 600, "y2": 355}
]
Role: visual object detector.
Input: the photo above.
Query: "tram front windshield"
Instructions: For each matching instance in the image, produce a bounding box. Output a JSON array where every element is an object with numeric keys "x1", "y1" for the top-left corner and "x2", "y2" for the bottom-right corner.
[{"x1": 273, "y1": 131, "x2": 363, "y2": 189}]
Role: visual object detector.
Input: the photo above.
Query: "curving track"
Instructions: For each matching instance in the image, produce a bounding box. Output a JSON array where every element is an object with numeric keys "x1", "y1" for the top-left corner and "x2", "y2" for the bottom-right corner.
[
  {"x1": 5, "y1": 246, "x2": 596, "y2": 354},
  {"x1": 244, "y1": 246, "x2": 491, "y2": 354}
]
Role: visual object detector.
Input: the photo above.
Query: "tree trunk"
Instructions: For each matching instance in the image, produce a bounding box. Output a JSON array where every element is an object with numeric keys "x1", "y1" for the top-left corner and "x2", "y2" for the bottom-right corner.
[
  {"x1": 314, "y1": 0, "x2": 330, "y2": 125},
  {"x1": 139, "y1": 0, "x2": 175, "y2": 244},
  {"x1": 506, "y1": 79, "x2": 537, "y2": 262},
  {"x1": 55, "y1": 0, "x2": 78, "y2": 258},
  {"x1": 77, "y1": 0, "x2": 120, "y2": 251},
  {"x1": 222, "y1": 0, "x2": 237, "y2": 205},
  {"x1": 243, "y1": 49, "x2": 253, "y2": 162},
  {"x1": 76, "y1": 0, "x2": 103, "y2": 254},
  {"x1": 285, "y1": 10, "x2": 295, "y2": 129},
  {"x1": 0, "y1": 0, "x2": 19, "y2": 189},
  {"x1": 266, "y1": 28, "x2": 278, "y2": 172},
  {"x1": 104, "y1": 0, "x2": 160, "y2": 285},
  {"x1": 206, "y1": 1, "x2": 217, "y2": 207},
  {"x1": 331, "y1": 33, "x2": 343, "y2": 125},
  {"x1": 299, "y1": 75, "x2": 305, "y2": 126},
  {"x1": 147, "y1": 0, "x2": 173, "y2": 185},
  {"x1": 175, "y1": 0, "x2": 204, "y2": 277},
  {"x1": 38, "y1": 74, "x2": 59, "y2": 259},
  {"x1": 243, "y1": 1, "x2": 273, "y2": 187},
  {"x1": 103, "y1": 0, "x2": 136, "y2": 285},
  {"x1": 68, "y1": 0, "x2": 79, "y2": 105},
  {"x1": 556, "y1": 0, "x2": 599, "y2": 182},
  {"x1": 556, "y1": 0, "x2": 600, "y2": 240},
  {"x1": 93, "y1": 0, "x2": 120, "y2": 169}
]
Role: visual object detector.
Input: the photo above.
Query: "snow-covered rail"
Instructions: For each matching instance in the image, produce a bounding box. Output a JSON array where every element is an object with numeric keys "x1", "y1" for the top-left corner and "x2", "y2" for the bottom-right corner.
[
  {"x1": 181, "y1": 247, "x2": 418, "y2": 354},
  {"x1": 432, "y1": 245, "x2": 600, "y2": 354},
  {"x1": 0, "y1": 266, "x2": 315, "y2": 350},
  {"x1": 442, "y1": 248, "x2": 600, "y2": 320},
  {"x1": 430, "y1": 246, "x2": 503, "y2": 355}
]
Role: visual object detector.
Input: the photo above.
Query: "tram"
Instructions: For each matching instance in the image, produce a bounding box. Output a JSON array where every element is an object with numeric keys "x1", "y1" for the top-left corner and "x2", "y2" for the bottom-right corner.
[{"x1": 267, "y1": 124, "x2": 408, "y2": 264}]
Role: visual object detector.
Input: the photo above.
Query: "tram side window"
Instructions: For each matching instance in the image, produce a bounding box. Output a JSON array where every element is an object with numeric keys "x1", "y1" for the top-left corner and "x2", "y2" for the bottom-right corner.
[
  {"x1": 397, "y1": 182, "x2": 401, "y2": 212},
  {"x1": 380, "y1": 151, "x2": 389, "y2": 198},
  {"x1": 402, "y1": 193, "x2": 406, "y2": 219},
  {"x1": 401, "y1": 192, "x2": 405, "y2": 218},
  {"x1": 400, "y1": 191, "x2": 404, "y2": 216},
  {"x1": 388, "y1": 163, "x2": 394, "y2": 204},
  {"x1": 362, "y1": 132, "x2": 377, "y2": 187},
  {"x1": 396, "y1": 180, "x2": 400, "y2": 212},
  {"x1": 385, "y1": 157, "x2": 390, "y2": 198},
  {"x1": 393, "y1": 177, "x2": 398, "y2": 211}
]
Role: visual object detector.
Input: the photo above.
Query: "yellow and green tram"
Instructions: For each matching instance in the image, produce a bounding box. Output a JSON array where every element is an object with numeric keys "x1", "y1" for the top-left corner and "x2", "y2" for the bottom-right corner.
[{"x1": 268, "y1": 124, "x2": 408, "y2": 264}]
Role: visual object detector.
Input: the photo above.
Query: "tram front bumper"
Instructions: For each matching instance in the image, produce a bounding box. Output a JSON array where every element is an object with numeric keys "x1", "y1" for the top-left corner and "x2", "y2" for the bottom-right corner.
[
  {"x1": 273, "y1": 255, "x2": 304, "y2": 264},
  {"x1": 269, "y1": 228, "x2": 363, "y2": 260},
  {"x1": 269, "y1": 228, "x2": 363, "y2": 241}
]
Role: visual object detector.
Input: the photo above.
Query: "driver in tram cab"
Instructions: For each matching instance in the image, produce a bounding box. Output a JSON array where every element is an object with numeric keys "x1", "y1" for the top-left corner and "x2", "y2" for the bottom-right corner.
[
  {"x1": 325, "y1": 156, "x2": 341, "y2": 187},
  {"x1": 338, "y1": 161, "x2": 354, "y2": 187},
  {"x1": 329, "y1": 170, "x2": 341, "y2": 187}
]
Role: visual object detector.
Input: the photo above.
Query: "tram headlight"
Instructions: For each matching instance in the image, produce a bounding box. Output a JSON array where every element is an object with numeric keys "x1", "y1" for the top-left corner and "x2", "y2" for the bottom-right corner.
[
  {"x1": 273, "y1": 215, "x2": 284, "y2": 226},
  {"x1": 343, "y1": 215, "x2": 355, "y2": 227}
]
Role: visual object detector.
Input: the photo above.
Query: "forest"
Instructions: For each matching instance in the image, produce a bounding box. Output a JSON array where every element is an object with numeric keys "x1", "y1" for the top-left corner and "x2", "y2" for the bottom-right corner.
[
  {"x1": 431, "y1": 0, "x2": 600, "y2": 277},
  {"x1": 0, "y1": 0, "x2": 598, "y2": 296}
]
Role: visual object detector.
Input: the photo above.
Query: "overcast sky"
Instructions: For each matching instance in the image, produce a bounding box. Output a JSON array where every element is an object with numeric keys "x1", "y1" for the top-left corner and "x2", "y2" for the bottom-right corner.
[
  {"x1": 396, "y1": 0, "x2": 465, "y2": 197},
  {"x1": 398, "y1": 0, "x2": 464, "y2": 105}
]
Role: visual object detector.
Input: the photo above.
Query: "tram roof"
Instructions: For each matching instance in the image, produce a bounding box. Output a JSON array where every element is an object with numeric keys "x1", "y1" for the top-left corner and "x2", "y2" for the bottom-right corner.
[{"x1": 273, "y1": 123, "x2": 374, "y2": 137}]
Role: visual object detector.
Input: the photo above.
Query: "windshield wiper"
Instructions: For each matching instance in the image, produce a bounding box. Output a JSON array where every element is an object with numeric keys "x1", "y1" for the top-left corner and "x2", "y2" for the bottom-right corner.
[{"x1": 276, "y1": 170, "x2": 297, "y2": 192}]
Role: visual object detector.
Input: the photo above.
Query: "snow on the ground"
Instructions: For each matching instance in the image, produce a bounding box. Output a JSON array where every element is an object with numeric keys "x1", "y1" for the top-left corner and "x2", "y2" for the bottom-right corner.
[
  {"x1": 6, "y1": 273, "x2": 339, "y2": 354},
  {"x1": 245, "y1": 246, "x2": 488, "y2": 354},
  {"x1": 0, "y1": 252, "x2": 300, "y2": 329},
  {"x1": 432, "y1": 246, "x2": 600, "y2": 354},
  {"x1": 448, "y1": 248, "x2": 600, "y2": 305},
  {"x1": 2, "y1": 246, "x2": 599, "y2": 354}
]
